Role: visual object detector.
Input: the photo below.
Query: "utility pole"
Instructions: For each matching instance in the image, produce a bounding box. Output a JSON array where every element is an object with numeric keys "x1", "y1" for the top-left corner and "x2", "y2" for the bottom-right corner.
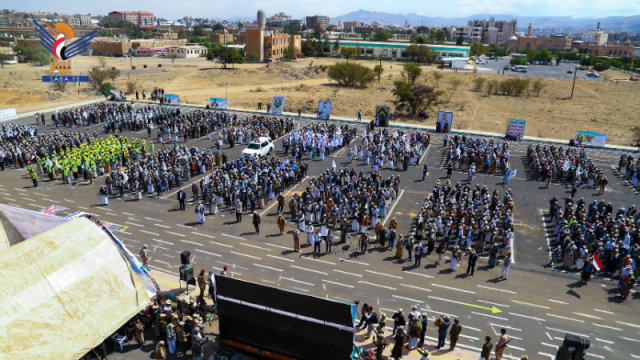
[{"x1": 570, "y1": 66, "x2": 578, "y2": 99}]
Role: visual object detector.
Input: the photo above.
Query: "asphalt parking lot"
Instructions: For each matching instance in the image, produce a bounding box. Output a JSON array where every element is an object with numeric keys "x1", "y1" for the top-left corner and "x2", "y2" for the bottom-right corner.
[
  {"x1": 477, "y1": 58, "x2": 604, "y2": 80},
  {"x1": 3, "y1": 102, "x2": 639, "y2": 359}
]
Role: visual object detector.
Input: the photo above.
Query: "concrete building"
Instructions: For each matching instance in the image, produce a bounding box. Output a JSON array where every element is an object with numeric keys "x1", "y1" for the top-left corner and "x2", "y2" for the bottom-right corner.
[
  {"x1": 343, "y1": 21, "x2": 363, "y2": 31},
  {"x1": 153, "y1": 32, "x2": 178, "y2": 40},
  {"x1": 257, "y1": 10, "x2": 266, "y2": 28},
  {"x1": 108, "y1": 11, "x2": 154, "y2": 27},
  {"x1": 244, "y1": 27, "x2": 301, "y2": 62},
  {"x1": 67, "y1": 17, "x2": 81, "y2": 27},
  {"x1": 330, "y1": 40, "x2": 469, "y2": 59},
  {"x1": 306, "y1": 15, "x2": 330, "y2": 31},
  {"x1": 267, "y1": 12, "x2": 292, "y2": 25},
  {"x1": 372, "y1": 21, "x2": 383, "y2": 28},
  {"x1": 89, "y1": 39, "x2": 132, "y2": 56},
  {"x1": 461, "y1": 17, "x2": 517, "y2": 45},
  {"x1": 582, "y1": 29, "x2": 608, "y2": 46},
  {"x1": 582, "y1": 44, "x2": 637, "y2": 57},
  {"x1": 130, "y1": 38, "x2": 186, "y2": 49},
  {"x1": 0, "y1": 16, "x2": 10, "y2": 27},
  {"x1": 165, "y1": 45, "x2": 208, "y2": 58},
  {"x1": 536, "y1": 35, "x2": 572, "y2": 52},
  {"x1": 210, "y1": 31, "x2": 234, "y2": 44}
]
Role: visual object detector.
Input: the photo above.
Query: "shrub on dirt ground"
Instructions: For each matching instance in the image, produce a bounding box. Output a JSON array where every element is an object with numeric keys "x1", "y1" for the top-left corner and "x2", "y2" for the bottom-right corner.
[
  {"x1": 472, "y1": 77, "x2": 486, "y2": 91},
  {"x1": 99, "y1": 82, "x2": 115, "y2": 94},
  {"x1": 126, "y1": 80, "x2": 137, "y2": 93},
  {"x1": 327, "y1": 62, "x2": 376, "y2": 88},
  {"x1": 531, "y1": 78, "x2": 546, "y2": 96}
]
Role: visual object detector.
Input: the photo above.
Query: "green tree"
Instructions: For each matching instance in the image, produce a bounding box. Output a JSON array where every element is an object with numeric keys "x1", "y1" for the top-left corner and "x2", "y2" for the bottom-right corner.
[
  {"x1": 392, "y1": 81, "x2": 443, "y2": 116},
  {"x1": 432, "y1": 71, "x2": 443, "y2": 88},
  {"x1": 193, "y1": 25, "x2": 205, "y2": 36},
  {"x1": 402, "y1": 62, "x2": 422, "y2": 86},
  {"x1": 283, "y1": 48, "x2": 293, "y2": 60},
  {"x1": 340, "y1": 47, "x2": 355, "y2": 62},
  {"x1": 407, "y1": 44, "x2": 430, "y2": 63},
  {"x1": 373, "y1": 28, "x2": 390, "y2": 41},
  {"x1": 89, "y1": 68, "x2": 109, "y2": 89},
  {"x1": 99, "y1": 82, "x2": 114, "y2": 94},
  {"x1": 301, "y1": 39, "x2": 315, "y2": 56},
  {"x1": 374, "y1": 64, "x2": 384, "y2": 83},
  {"x1": 416, "y1": 26, "x2": 429, "y2": 34},
  {"x1": 333, "y1": 39, "x2": 340, "y2": 52},
  {"x1": 284, "y1": 20, "x2": 301, "y2": 35},
  {"x1": 470, "y1": 42, "x2": 485, "y2": 56},
  {"x1": 283, "y1": 20, "x2": 297, "y2": 33},
  {"x1": 592, "y1": 62, "x2": 610, "y2": 72},
  {"x1": 314, "y1": 24, "x2": 324, "y2": 38},
  {"x1": 213, "y1": 23, "x2": 225, "y2": 31},
  {"x1": 0, "y1": 52, "x2": 10, "y2": 68},
  {"x1": 270, "y1": 22, "x2": 283, "y2": 27},
  {"x1": 435, "y1": 29, "x2": 446, "y2": 43},
  {"x1": 456, "y1": 34, "x2": 464, "y2": 45},
  {"x1": 249, "y1": 51, "x2": 258, "y2": 61},
  {"x1": 207, "y1": 45, "x2": 244, "y2": 68},
  {"x1": 102, "y1": 20, "x2": 117, "y2": 28},
  {"x1": 327, "y1": 62, "x2": 376, "y2": 88}
]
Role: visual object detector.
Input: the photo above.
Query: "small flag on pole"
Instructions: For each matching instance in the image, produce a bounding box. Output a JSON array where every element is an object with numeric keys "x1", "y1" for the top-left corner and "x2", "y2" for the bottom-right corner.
[
  {"x1": 332, "y1": 160, "x2": 336, "y2": 168},
  {"x1": 592, "y1": 253, "x2": 603, "y2": 271}
]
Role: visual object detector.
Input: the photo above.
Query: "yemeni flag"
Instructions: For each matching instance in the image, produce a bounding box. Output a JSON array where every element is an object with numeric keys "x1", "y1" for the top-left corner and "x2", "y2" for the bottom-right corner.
[{"x1": 592, "y1": 253, "x2": 604, "y2": 271}]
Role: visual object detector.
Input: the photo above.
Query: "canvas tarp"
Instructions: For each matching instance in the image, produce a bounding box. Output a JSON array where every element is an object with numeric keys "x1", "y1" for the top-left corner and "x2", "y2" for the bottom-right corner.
[{"x1": 0, "y1": 217, "x2": 151, "y2": 360}]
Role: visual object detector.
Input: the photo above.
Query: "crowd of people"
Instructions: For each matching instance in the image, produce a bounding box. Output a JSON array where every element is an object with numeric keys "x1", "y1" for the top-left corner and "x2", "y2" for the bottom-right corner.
[
  {"x1": 443, "y1": 135, "x2": 512, "y2": 179},
  {"x1": 618, "y1": 154, "x2": 639, "y2": 186},
  {"x1": 527, "y1": 143, "x2": 607, "y2": 193},
  {"x1": 549, "y1": 196, "x2": 638, "y2": 298},
  {"x1": 349, "y1": 128, "x2": 430, "y2": 172}
]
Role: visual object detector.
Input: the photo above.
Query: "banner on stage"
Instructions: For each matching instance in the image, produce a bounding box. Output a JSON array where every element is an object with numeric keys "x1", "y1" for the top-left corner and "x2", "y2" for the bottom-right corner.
[
  {"x1": 0, "y1": 108, "x2": 17, "y2": 122},
  {"x1": 272, "y1": 96, "x2": 285, "y2": 115},
  {"x1": 575, "y1": 131, "x2": 607, "y2": 146},
  {"x1": 375, "y1": 106, "x2": 390, "y2": 127},
  {"x1": 317, "y1": 101, "x2": 332, "y2": 120},
  {"x1": 165, "y1": 94, "x2": 180, "y2": 104},
  {"x1": 210, "y1": 97, "x2": 228, "y2": 109},
  {"x1": 437, "y1": 111, "x2": 453, "y2": 133},
  {"x1": 507, "y1": 118, "x2": 526, "y2": 137}
]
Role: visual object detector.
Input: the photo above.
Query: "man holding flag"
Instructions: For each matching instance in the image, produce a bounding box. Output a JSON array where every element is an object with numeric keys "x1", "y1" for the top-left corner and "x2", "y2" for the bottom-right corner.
[{"x1": 582, "y1": 254, "x2": 603, "y2": 284}]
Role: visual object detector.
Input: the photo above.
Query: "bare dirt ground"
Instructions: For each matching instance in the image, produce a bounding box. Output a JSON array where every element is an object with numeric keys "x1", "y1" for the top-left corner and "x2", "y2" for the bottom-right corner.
[{"x1": 1, "y1": 56, "x2": 638, "y2": 145}]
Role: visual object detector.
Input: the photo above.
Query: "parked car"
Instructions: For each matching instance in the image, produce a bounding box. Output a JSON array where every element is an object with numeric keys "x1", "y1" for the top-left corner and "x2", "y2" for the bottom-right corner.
[
  {"x1": 241, "y1": 137, "x2": 274, "y2": 159},
  {"x1": 576, "y1": 65, "x2": 586, "y2": 70},
  {"x1": 587, "y1": 72, "x2": 601, "y2": 78},
  {"x1": 540, "y1": 61, "x2": 550, "y2": 65},
  {"x1": 503, "y1": 64, "x2": 512, "y2": 70},
  {"x1": 567, "y1": 68, "x2": 573, "y2": 73}
]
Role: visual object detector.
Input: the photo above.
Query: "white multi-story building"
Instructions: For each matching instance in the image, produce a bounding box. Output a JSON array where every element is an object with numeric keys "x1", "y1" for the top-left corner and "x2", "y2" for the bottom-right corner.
[
  {"x1": 267, "y1": 12, "x2": 292, "y2": 25},
  {"x1": 582, "y1": 29, "x2": 608, "y2": 45},
  {"x1": 457, "y1": 17, "x2": 517, "y2": 44},
  {"x1": 372, "y1": 20, "x2": 383, "y2": 28}
]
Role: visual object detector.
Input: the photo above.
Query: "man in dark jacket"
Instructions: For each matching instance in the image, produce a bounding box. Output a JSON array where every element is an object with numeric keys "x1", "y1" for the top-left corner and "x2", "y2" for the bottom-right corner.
[
  {"x1": 435, "y1": 315, "x2": 451, "y2": 349},
  {"x1": 177, "y1": 189, "x2": 186, "y2": 210}
]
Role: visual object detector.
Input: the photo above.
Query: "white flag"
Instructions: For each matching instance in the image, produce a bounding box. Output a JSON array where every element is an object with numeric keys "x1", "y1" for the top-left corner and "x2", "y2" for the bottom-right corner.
[{"x1": 332, "y1": 160, "x2": 336, "y2": 168}]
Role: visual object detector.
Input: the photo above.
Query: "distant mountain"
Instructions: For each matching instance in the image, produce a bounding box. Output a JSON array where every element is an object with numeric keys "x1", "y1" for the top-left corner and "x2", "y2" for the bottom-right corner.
[{"x1": 332, "y1": 10, "x2": 640, "y2": 33}]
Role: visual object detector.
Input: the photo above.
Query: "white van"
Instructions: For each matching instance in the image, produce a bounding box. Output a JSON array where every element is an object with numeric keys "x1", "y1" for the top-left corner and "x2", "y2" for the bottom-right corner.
[{"x1": 511, "y1": 65, "x2": 528, "y2": 73}]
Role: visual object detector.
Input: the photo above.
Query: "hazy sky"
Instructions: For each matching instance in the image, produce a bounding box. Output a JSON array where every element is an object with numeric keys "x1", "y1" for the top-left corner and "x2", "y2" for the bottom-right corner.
[{"x1": 9, "y1": 0, "x2": 638, "y2": 20}]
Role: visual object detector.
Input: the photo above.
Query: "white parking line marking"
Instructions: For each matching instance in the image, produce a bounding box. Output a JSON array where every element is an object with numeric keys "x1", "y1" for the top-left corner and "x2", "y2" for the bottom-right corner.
[
  {"x1": 402, "y1": 270, "x2": 434, "y2": 278},
  {"x1": 392, "y1": 295, "x2": 424, "y2": 303},
  {"x1": 593, "y1": 323, "x2": 621, "y2": 331},
  {"x1": 366, "y1": 270, "x2": 402, "y2": 279},
  {"x1": 547, "y1": 314, "x2": 584, "y2": 323},
  {"x1": 333, "y1": 269, "x2": 362, "y2": 277},
  {"x1": 491, "y1": 323, "x2": 521, "y2": 331},
  {"x1": 512, "y1": 300, "x2": 550, "y2": 309},
  {"x1": 208, "y1": 241, "x2": 233, "y2": 248},
  {"x1": 400, "y1": 284, "x2": 431, "y2": 292},
  {"x1": 154, "y1": 224, "x2": 171, "y2": 228},
  {"x1": 165, "y1": 231, "x2": 185, "y2": 237},
  {"x1": 358, "y1": 281, "x2": 396, "y2": 290},
  {"x1": 253, "y1": 263, "x2": 283, "y2": 272},
  {"x1": 152, "y1": 239, "x2": 175, "y2": 245},
  {"x1": 192, "y1": 232, "x2": 215, "y2": 238},
  {"x1": 339, "y1": 258, "x2": 370, "y2": 266},
  {"x1": 291, "y1": 265, "x2": 328, "y2": 275},
  {"x1": 548, "y1": 299, "x2": 569, "y2": 305},
  {"x1": 281, "y1": 277, "x2": 314, "y2": 286},
  {"x1": 222, "y1": 233, "x2": 246, "y2": 240},
  {"x1": 594, "y1": 309, "x2": 614, "y2": 314},
  {"x1": 266, "y1": 254, "x2": 294, "y2": 262},
  {"x1": 299, "y1": 256, "x2": 336, "y2": 265},
  {"x1": 621, "y1": 336, "x2": 640, "y2": 343},
  {"x1": 125, "y1": 221, "x2": 144, "y2": 227},
  {"x1": 616, "y1": 321, "x2": 640, "y2": 328},
  {"x1": 240, "y1": 242, "x2": 271, "y2": 251},
  {"x1": 432, "y1": 283, "x2": 476, "y2": 294},
  {"x1": 230, "y1": 251, "x2": 261, "y2": 260},
  {"x1": 181, "y1": 240, "x2": 203, "y2": 246},
  {"x1": 194, "y1": 249, "x2": 222, "y2": 257},
  {"x1": 477, "y1": 284, "x2": 516, "y2": 294},
  {"x1": 145, "y1": 217, "x2": 162, "y2": 221},
  {"x1": 477, "y1": 300, "x2": 509, "y2": 308},
  {"x1": 122, "y1": 212, "x2": 135, "y2": 216},
  {"x1": 266, "y1": 243, "x2": 291, "y2": 250},
  {"x1": 140, "y1": 230, "x2": 159, "y2": 235},
  {"x1": 596, "y1": 338, "x2": 614, "y2": 344},
  {"x1": 573, "y1": 312, "x2": 601, "y2": 320},
  {"x1": 322, "y1": 280, "x2": 354, "y2": 288},
  {"x1": 509, "y1": 313, "x2": 545, "y2": 322},
  {"x1": 546, "y1": 327, "x2": 589, "y2": 337}
]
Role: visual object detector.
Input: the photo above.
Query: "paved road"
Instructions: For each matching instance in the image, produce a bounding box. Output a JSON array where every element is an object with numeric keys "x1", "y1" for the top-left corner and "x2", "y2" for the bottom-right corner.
[{"x1": 3, "y1": 102, "x2": 639, "y2": 360}]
